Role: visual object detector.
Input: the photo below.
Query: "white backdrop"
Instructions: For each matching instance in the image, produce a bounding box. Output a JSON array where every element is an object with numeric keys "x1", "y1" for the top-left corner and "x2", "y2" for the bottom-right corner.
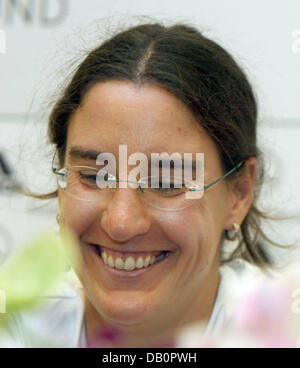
[{"x1": 0, "y1": 0, "x2": 299, "y2": 263}]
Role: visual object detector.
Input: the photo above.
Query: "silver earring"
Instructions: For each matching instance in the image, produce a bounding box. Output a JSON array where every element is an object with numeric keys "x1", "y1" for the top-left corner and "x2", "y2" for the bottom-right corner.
[
  {"x1": 56, "y1": 214, "x2": 61, "y2": 224},
  {"x1": 225, "y1": 222, "x2": 241, "y2": 241}
]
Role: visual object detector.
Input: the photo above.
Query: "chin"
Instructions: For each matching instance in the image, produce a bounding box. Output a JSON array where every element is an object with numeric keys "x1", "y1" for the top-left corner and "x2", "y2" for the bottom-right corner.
[{"x1": 89, "y1": 287, "x2": 159, "y2": 328}]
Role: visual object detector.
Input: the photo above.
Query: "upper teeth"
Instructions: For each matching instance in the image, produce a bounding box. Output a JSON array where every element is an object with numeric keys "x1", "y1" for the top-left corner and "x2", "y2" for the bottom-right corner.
[{"x1": 101, "y1": 251, "x2": 165, "y2": 271}]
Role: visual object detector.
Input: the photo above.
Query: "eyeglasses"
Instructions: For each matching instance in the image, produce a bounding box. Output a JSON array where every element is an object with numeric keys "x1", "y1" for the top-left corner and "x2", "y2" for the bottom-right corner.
[{"x1": 52, "y1": 160, "x2": 245, "y2": 211}]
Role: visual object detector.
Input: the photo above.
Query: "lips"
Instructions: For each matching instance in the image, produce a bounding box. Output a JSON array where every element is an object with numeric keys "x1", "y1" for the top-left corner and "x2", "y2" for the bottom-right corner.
[{"x1": 92, "y1": 245, "x2": 170, "y2": 271}]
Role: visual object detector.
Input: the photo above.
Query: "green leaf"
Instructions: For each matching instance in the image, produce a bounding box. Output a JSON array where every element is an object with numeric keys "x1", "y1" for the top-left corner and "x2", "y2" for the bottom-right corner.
[{"x1": 0, "y1": 231, "x2": 73, "y2": 312}]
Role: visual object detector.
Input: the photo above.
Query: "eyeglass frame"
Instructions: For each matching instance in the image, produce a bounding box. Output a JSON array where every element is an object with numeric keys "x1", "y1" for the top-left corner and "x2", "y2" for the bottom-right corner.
[{"x1": 51, "y1": 151, "x2": 245, "y2": 196}]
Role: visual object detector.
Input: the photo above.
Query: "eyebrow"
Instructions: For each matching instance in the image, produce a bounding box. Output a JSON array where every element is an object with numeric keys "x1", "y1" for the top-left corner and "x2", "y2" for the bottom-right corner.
[
  {"x1": 68, "y1": 148, "x2": 102, "y2": 161},
  {"x1": 68, "y1": 147, "x2": 200, "y2": 170}
]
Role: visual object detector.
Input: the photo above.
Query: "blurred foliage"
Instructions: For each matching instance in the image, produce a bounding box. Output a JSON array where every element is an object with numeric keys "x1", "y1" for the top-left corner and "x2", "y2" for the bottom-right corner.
[{"x1": 0, "y1": 230, "x2": 75, "y2": 313}]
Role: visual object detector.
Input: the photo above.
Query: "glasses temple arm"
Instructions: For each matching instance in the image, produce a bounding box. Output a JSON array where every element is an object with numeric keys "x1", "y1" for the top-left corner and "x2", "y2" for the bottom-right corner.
[{"x1": 190, "y1": 161, "x2": 245, "y2": 191}]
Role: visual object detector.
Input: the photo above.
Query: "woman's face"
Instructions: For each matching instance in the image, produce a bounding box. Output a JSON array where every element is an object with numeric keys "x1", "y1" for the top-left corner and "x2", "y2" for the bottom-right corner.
[{"x1": 59, "y1": 80, "x2": 239, "y2": 334}]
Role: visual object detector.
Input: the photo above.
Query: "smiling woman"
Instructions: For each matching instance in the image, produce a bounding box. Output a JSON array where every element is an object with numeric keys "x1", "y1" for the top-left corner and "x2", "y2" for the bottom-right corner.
[{"x1": 10, "y1": 21, "x2": 290, "y2": 348}]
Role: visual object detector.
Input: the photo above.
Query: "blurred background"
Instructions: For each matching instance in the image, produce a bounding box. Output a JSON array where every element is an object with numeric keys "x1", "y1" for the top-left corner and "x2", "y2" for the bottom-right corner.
[{"x1": 0, "y1": 0, "x2": 299, "y2": 265}]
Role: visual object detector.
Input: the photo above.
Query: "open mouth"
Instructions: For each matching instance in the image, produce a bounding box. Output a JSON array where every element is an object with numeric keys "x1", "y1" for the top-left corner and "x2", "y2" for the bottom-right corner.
[{"x1": 92, "y1": 245, "x2": 170, "y2": 272}]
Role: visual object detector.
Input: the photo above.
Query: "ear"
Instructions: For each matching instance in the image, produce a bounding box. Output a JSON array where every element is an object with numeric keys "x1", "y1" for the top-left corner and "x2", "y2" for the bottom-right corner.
[
  {"x1": 223, "y1": 157, "x2": 257, "y2": 230},
  {"x1": 57, "y1": 188, "x2": 63, "y2": 222},
  {"x1": 58, "y1": 188, "x2": 62, "y2": 209}
]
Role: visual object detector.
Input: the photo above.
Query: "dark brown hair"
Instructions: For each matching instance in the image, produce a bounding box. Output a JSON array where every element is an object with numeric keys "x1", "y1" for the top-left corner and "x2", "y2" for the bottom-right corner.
[{"x1": 40, "y1": 22, "x2": 289, "y2": 269}]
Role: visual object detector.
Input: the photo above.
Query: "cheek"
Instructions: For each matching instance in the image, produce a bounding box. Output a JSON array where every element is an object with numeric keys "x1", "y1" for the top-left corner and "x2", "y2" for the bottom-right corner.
[
  {"x1": 158, "y1": 204, "x2": 210, "y2": 255},
  {"x1": 59, "y1": 195, "x2": 99, "y2": 238},
  {"x1": 159, "y1": 198, "x2": 224, "y2": 267}
]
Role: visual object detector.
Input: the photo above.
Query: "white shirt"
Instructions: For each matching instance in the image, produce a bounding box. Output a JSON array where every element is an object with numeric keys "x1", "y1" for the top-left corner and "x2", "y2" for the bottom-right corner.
[{"x1": 0, "y1": 259, "x2": 269, "y2": 348}]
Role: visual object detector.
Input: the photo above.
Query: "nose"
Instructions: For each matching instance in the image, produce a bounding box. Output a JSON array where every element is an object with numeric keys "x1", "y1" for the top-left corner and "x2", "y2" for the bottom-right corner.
[{"x1": 100, "y1": 187, "x2": 152, "y2": 243}]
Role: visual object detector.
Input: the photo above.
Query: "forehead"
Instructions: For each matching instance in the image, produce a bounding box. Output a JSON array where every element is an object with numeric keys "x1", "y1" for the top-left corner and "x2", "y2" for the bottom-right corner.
[{"x1": 66, "y1": 81, "x2": 220, "y2": 161}]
